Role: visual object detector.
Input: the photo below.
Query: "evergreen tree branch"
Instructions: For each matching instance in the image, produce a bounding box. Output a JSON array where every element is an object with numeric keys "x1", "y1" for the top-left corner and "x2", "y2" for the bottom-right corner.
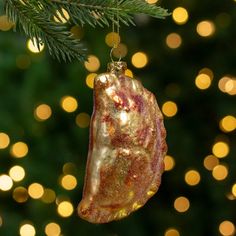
[
  {"x1": 5, "y1": 0, "x2": 87, "y2": 61},
  {"x1": 4, "y1": 0, "x2": 170, "y2": 62}
]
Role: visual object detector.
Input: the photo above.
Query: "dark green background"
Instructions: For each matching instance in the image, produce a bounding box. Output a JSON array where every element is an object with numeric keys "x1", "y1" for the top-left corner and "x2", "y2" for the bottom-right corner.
[{"x1": 0, "y1": 0, "x2": 236, "y2": 235}]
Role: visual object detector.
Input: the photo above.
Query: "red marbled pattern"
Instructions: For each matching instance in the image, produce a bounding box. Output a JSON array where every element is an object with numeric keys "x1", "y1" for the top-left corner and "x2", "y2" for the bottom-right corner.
[{"x1": 78, "y1": 63, "x2": 167, "y2": 223}]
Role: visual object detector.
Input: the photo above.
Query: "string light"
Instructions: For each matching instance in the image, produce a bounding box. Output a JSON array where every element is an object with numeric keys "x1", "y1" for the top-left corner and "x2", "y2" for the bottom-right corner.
[
  {"x1": 34, "y1": 104, "x2": 52, "y2": 121},
  {"x1": 219, "y1": 221, "x2": 235, "y2": 236},
  {"x1": 164, "y1": 155, "x2": 175, "y2": 171},
  {"x1": 0, "y1": 132, "x2": 10, "y2": 149},
  {"x1": 231, "y1": 184, "x2": 236, "y2": 197},
  {"x1": 84, "y1": 55, "x2": 100, "y2": 72},
  {"x1": 60, "y1": 175, "x2": 77, "y2": 190},
  {"x1": 45, "y1": 222, "x2": 61, "y2": 236},
  {"x1": 212, "y1": 164, "x2": 228, "y2": 181},
  {"x1": 105, "y1": 32, "x2": 121, "y2": 47},
  {"x1": 16, "y1": 55, "x2": 31, "y2": 70},
  {"x1": 164, "y1": 228, "x2": 180, "y2": 236},
  {"x1": 86, "y1": 73, "x2": 97, "y2": 89},
  {"x1": 166, "y1": 33, "x2": 182, "y2": 49},
  {"x1": 19, "y1": 223, "x2": 36, "y2": 236},
  {"x1": 203, "y1": 155, "x2": 219, "y2": 171},
  {"x1": 172, "y1": 7, "x2": 189, "y2": 25},
  {"x1": 70, "y1": 25, "x2": 84, "y2": 39},
  {"x1": 146, "y1": 0, "x2": 159, "y2": 4},
  {"x1": 41, "y1": 188, "x2": 56, "y2": 204},
  {"x1": 27, "y1": 38, "x2": 44, "y2": 53},
  {"x1": 131, "y1": 52, "x2": 148, "y2": 68},
  {"x1": 63, "y1": 162, "x2": 77, "y2": 174},
  {"x1": 10, "y1": 142, "x2": 28, "y2": 158},
  {"x1": 162, "y1": 101, "x2": 178, "y2": 117},
  {"x1": 0, "y1": 174, "x2": 13, "y2": 191},
  {"x1": 174, "y1": 196, "x2": 190, "y2": 213},
  {"x1": 196, "y1": 20, "x2": 215, "y2": 37},
  {"x1": 54, "y1": 8, "x2": 70, "y2": 23},
  {"x1": 60, "y1": 96, "x2": 78, "y2": 113},
  {"x1": 185, "y1": 169, "x2": 201, "y2": 186},
  {"x1": 76, "y1": 113, "x2": 90, "y2": 128},
  {"x1": 0, "y1": 15, "x2": 14, "y2": 31},
  {"x1": 195, "y1": 74, "x2": 212, "y2": 90},
  {"x1": 219, "y1": 115, "x2": 236, "y2": 132},
  {"x1": 212, "y1": 141, "x2": 229, "y2": 158},
  {"x1": 57, "y1": 201, "x2": 74, "y2": 217},
  {"x1": 9, "y1": 165, "x2": 25, "y2": 182},
  {"x1": 28, "y1": 183, "x2": 44, "y2": 199},
  {"x1": 112, "y1": 43, "x2": 128, "y2": 58},
  {"x1": 13, "y1": 187, "x2": 29, "y2": 203}
]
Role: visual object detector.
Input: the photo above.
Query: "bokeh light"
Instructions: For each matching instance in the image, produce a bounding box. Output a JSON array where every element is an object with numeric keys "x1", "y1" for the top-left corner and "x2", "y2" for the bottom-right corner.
[
  {"x1": 28, "y1": 183, "x2": 44, "y2": 199},
  {"x1": 174, "y1": 196, "x2": 190, "y2": 213},
  {"x1": 45, "y1": 222, "x2": 61, "y2": 236},
  {"x1": 41, "y1": 188, "x2": 56, "y2": 204},
  {"x1": 164, "y1": 155, "x2": 175, "y2": 171},
  {"x1": 0, "y1": 132, "x2": 10, "y2": 149},
  {"x1": 63, "y1": 162, "x2": 77, "y2": 174},
  {"x1": 166, "y1": 33, "x2": 182, "y2": 49},
  {"x1": 76, "y1": 113, "x2": 90, "y2": 128},
  {"x1": 146, "y1": 0, "x2": 158, "y2": 4},
  {"x1": 203, "y1": 155, "x2": 219, "y2": 171},
  {"x1": 16, "y1": 54, "x2": 31, "y2": 70},
  {"x1": 112, "y1": 43, "x2": 128, "y2": 58},
  {"x1": 212, "y1": 164, "x2": 228, "y2": 181},
  {"x1": 212, "y1": 141, "x2": 229, "y2": 158},
  {"x1": 172, "y1": 7, "x2": 189, "y2": 25},
  {"x1": 60, "y1": 174, "x2": 77, "y2": 190},
  {"x1": 57, "y1": 201, "x2": 74, "y2": 217},
  {"x1": 13, "y1": 187, "x2": 29, "y2": 203},
  {"x1": 27, "y1": 38, "x2": 44, "y2": 53},
  {"x1": 34, "y1": 104, "x2": 52, "y2": 121},
  {"x1": 86, "y1": 73, "x2": 97, "y2": 89},
  {"x1": 9, "y1": 165, "x2": 25, "y2": 182},
  {"x1": 162, "y1": 101, "x2": 178, "y2": 117},
  {"x1": 195, "y1": 74, "x2": 212, "y2": 90},
  {"x1": 84, "y1": 55, "x2": 100, "y2": 72},
  {"x1": 219, "y1": 115, "x2": 236, "y2": 132},
  {"x1": 54, "y1": 8, "x2": 70, "y2": 23},
  {"x1": 164, "y1": 228, "x2": 180, "y2": 236},
  {"x1": 196, "y1": 20, "x2": 215, "y2": 37},
  {"x1": 105, "y1": 32, "x2": 121, "y2": 47},
  {"x1": 131, "y1": 52, "x2": 148, "y2": 68},
  {"x1": 10, "y1": 142, "x2": 28, "y2": 158},
  {"x1": 0, "y1": 174, "x2": 13, "y2": 191},
  {"x1": 232, "y1": 184, "x2": 236, "y2": 197},
  {"x1": 219, "y1": 221, "x2": 235, "y2": 236},
  {"x1": 185, "y1": 169, "x2": 201, "y2": 186},
  {"x1": 60, "y1": 96, "x2": 78, "y2": 113},
  {"x1": 19, "y1": 223, "x2": 36, "y2": 236},
  {"x1": 0, "y1": 15, "x2": 14, "y2": 31}
]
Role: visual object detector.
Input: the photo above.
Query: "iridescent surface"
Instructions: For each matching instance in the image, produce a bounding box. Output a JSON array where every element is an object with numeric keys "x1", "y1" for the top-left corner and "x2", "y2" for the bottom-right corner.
[{"x1": 78, "y1": 62, "x2": 167, "y2": 223}]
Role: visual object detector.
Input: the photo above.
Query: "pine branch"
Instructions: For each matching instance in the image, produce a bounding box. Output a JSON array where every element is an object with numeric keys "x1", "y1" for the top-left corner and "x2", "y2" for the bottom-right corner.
[
  {"x1": 5, "y1": 0, "x2": 87, "y2": 61},
  {"x1": 4, "y1": 0, "x2": 170, "y2": 62}
]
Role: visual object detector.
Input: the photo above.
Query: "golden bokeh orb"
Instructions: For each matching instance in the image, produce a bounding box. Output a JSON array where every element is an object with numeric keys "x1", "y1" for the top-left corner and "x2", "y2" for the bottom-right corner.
[
  {"x1": 0, "y1": 132, "x2": 10, "y2": 149},
  {"x1": 219, "y1": 221, "x2": 235, "y2": 236},
  {"x1": 172, "y1": 7, "x2": 189, "y2": 25},
  {"x1": 131, "y1": 52, "x2": 148, "y2": 68}
]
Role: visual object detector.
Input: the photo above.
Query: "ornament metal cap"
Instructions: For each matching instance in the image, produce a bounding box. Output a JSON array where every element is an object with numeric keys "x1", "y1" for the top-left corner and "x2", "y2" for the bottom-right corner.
[{"x1": 107, "y1": 61, "x2": 127, "y2": 74}]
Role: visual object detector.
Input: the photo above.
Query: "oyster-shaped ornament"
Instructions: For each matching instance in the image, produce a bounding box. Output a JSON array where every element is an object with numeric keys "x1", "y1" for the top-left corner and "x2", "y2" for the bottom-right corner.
[{"x1": 78, "y1": 62, "x2": 167, "y2": 223}]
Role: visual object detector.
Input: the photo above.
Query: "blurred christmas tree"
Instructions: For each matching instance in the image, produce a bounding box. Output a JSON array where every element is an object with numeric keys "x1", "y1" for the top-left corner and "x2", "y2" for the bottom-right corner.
[{"x1": 0, "y1": 0, "x2": 236, "y2": 236}]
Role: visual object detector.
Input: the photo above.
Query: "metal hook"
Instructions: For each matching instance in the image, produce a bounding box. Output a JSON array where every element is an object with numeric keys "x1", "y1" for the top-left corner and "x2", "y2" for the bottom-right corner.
[{"x1": 110, "y1": 46, "x2": 122, "y2": 63}]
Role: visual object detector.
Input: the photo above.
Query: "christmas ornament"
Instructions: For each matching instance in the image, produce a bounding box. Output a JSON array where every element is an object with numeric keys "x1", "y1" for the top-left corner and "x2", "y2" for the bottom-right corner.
[{"x1": 78, "y1": 61, "x2": 167, "y2": 223}]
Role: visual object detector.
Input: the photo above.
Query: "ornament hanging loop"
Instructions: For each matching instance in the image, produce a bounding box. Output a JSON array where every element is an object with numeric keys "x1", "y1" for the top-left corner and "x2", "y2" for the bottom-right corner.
[{"x1": 110, "y1": 0, "x2": 122, "y2": 63}]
